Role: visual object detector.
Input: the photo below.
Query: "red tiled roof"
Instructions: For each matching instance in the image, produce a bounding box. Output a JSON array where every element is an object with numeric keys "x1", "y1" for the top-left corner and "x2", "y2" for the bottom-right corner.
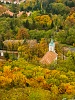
[
  {"x1": 4, "y1": 10, "x2": 14, "y2": 16},
  {"x1": 40, "y1": 51, "x2": 57, "y2": 65},
  {"x1": 17, "y1": 11, "x2": 23, "y2": 17}
]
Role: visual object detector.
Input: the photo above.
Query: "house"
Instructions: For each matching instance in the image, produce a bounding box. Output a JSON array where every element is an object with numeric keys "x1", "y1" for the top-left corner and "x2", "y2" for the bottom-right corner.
[
  {"x1": 26, "y1": 11, "x2": 31, "y2": 17},
  {"x1": 4, "y1": 10, "x2": 14, "y2": 16},
  {"x1": 3, "y1": 40, "x2": 24, "y2": 46},
  {"x1": 0, "y1": 40, "x2": 24, "y2": 59},
  {"x1": 40, "y1": 39, "x2": 57, "y2": 65},
  {"x1": 3, "y1": 40, "x2": 24, "y2": 50},
  {"x1": 0, "y1": 0, "x2": 25, "y2": 4},
  {"x1": 26, "y1": 39, "x2": 37, "y2": 48},
  {"x1": 0, "y1": 39, "x2": 37, "y2": 59},
  {"x1": 17, "y1": 11, "x2": 23, "y2": 17}
]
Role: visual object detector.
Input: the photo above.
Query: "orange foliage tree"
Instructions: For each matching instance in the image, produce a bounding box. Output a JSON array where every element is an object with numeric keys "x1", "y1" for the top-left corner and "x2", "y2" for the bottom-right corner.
[{"x1": 16, "y1": 28, "x2": 29, "y2": 39}]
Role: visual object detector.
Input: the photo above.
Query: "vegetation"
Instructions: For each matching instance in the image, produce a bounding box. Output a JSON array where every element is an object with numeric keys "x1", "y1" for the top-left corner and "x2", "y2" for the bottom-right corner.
[
  {"x1": 0, "y1": 56, "x2": 75, "y2": 100},
  {"x1": 0, "y1": 0, "x2": 75, "y2": 99}
]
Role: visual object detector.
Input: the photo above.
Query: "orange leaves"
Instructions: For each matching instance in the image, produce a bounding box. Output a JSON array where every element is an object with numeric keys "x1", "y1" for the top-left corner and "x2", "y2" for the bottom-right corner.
[
  {"x1": 16, "y1": 28, "x2": 29, "y2": 39},
  {"x1": 0, "y1": 5, "x2": 7, "y2": 15},
  {"x1": 42, "y1": 83, "x2": 52, "y2": 90},
  {"x1": 0, "y1": 65, "x2": 27, "y2": 88},
  {"x1": 58, "y1": 83, "x2": 74, "y2": 94},
  {"x1": 66, "y1": 13, "x2": 75, "y2": 25},
  {"x1": 36, "y1": 76, "x2": 44, "y2": 83},
  {"x1": 64, "y1": 83, "x2": 74, "y2": 94}
]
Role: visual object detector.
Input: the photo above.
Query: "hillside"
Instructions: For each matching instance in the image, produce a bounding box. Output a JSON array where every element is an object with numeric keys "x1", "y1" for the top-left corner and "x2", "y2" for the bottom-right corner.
[
  {"x1": 0, "y1": 58, "x2": 75, "y2": 100},
  {"x1": 0, "y1": 0, "x2": 75, "y2": 100}
]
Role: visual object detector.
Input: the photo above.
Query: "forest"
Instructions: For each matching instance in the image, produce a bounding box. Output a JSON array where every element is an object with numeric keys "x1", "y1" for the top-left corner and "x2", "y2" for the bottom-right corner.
[{"x1": 0, "y1": 0, "x2": 75, "y2": 100}]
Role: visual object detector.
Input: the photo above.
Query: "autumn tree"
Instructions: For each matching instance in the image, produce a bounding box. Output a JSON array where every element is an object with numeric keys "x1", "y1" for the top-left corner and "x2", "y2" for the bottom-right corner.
[
  {"x1": 65, "y1": 13, "x2": 75, "y2": 27},
  {"x1": 16, "y1": 28, "x2": 29, "y2": 39},
  {"x1": 18, "y1": 45, "x2": 32, "y2": 60},
  {"x1": 37, "y1": 38, "x2": 48, "y2": 57},
  {"x1": 35, "y1": 15, "x2": 52, "y2": 29}
]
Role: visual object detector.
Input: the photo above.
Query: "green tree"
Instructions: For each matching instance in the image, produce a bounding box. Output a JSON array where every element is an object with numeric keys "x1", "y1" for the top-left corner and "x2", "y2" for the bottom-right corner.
[
  {"x1": 65, "y1": 0, "x2": 75, "y2": 7},
  {"x1": 46, "y1": 3, "x2": 70, "y2": 15},
  {"x1": 23, "y1": 20, "x2": 30, "y2": 29},
  {"x1": 4, "y1": 52, "x2": 9, "y2": 60}
]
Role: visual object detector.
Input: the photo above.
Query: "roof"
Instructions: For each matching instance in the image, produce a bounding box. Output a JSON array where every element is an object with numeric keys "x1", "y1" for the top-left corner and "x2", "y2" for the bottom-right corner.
[
  {"x1": 26, "y1": 39, "x2": 37, "y2": 48},
  {"x1": 17, "y1": 11, "x2": 23, "y2": 17},
  {"x1": 40, "y1": 51, "x2": 57, "y2": 65},
  {"x1": 3, "y1": 40, "x2": 24, "y2": 46},
  {"x1": 4, "y1": 10, "x2": 14, "y2": 16},
  {"x1": 3, "y1": 39, "x2": 37, "y2": 48},
  {"x1": 26, "y1": 11, "x2": 31, "y2": 16},
  {"x1": 0, "y1": 0, "x2": 25, "y2": 4}
]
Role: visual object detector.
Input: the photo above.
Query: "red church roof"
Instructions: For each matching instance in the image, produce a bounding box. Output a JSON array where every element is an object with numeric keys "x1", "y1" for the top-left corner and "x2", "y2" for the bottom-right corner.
[{"x1": 40, "y1": 51, "x2": 57, "y2": 65}]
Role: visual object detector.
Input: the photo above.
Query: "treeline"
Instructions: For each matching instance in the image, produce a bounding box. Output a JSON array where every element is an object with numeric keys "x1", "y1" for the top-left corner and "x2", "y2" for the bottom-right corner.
[{"x1": 0, "y1": 0, "x2": 75, "y2": 47}]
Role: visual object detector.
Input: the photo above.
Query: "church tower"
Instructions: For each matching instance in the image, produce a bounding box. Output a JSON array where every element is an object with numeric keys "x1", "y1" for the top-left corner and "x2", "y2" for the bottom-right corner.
[
  {"x1": 40, "y1": 38, "x2": 57, "y2": 65},
  {"x1": 49, "y1": 38, "x2": 55, "y2": 52}
]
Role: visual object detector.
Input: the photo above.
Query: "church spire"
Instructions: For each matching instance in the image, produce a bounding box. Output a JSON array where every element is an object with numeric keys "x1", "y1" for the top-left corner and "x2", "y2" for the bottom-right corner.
[{"x1": 49, "y1": 38, "x2": 55, "y2": 52}]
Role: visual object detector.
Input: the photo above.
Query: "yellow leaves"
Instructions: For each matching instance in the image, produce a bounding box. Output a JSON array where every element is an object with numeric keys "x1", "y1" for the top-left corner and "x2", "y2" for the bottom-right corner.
[
  {"x1": 44, "y1": 69, "x2": 50, "y2": 79},
  {"x1": 51, "y1": 85, "x2": 59, "y2": 94},
  {"x1": 0, "y1": 65, "x2": 27, "y2": 87},
  {"x1": 18, "y1": 45, "x2": 31, "y2": 59},
  {"x1": 66, "y1": 13, "x2": 75, "y2": 24},
  {"x1": 60, "y1": 75, "x2": 68, "y2": 80},
  {"x1": 0, "y1": 76, "x2": 12, "y2": 87},
  {"x1": 3, "y1": 66, "x2": 11, "y2": 72},
  {"x1": 35, "y1": 16, "x2": 40, "y2": 21},
  {"x1": 35, "y1": 15, "x2": 52, "y2": 26},
  {"x1": 44, "y1": 69, "x2": 50, "y2": 74},
  {"x1": 51, "y1": 70, "x2": 58, "y2": 74},
  {"x1": 3, "y1": 66, "x2": 11, "y2": 76},
  {"x1": 13, "y1": 72, "x2": 25, "y2": 81},
  {"x1": 51, "y1": 70, "x2": 60, "y2": 78},
  {"x1": 12, "y1": 72, "x2": 26, "y2": 86},
  {"x1": 1, "y1": 58, "x2": 75, "y2": 98}
]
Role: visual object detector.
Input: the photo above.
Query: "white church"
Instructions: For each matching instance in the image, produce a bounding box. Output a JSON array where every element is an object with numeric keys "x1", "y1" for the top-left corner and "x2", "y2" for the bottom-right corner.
[{"x1": 40, "y1": 38, "x2": 57, "y2": 65}]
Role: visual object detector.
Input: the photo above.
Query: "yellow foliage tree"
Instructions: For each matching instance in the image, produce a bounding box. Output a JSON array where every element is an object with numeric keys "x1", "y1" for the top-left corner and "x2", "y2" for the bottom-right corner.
[{"x1": 35, "y1": 15, "x2": 52, "y2": 27}]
